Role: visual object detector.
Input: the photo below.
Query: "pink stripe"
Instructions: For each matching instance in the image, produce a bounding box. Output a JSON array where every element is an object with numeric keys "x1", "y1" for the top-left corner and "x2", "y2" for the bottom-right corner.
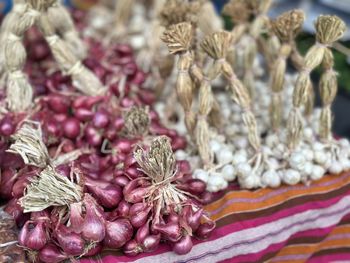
[
  {"x1": 81, "y1": 195, "x2": 350, "y2": 263},
  {"x1": 307, "y1": 253, "x2": 350, "y2": 263},
  {"x1": 210, "y1": 190, "x2": 350, "y2": 241},
  {"x1": 218, "y1": 225, "x2": 335, "y2": 263},
  {"x1": 210, "y1": 173, "x2": 350, "y2": 216}
]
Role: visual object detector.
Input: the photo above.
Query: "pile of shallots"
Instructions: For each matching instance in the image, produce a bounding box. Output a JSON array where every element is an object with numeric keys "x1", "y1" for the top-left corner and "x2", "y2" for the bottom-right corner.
[{"x1": 0, "y1": 13, "x2": 214, "y2": 263}]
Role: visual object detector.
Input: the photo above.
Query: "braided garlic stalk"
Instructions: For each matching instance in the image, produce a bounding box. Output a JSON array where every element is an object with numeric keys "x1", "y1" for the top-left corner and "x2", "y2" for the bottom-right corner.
[
  {"x1": 47, "y1": 0, "x2": 86, "y2": 59},
  {"x1": 161, "y1": 22, "x2": 196, "y2": 136},
  {"x1": 287, "y1": 15, "x2": 346, "y2": 149},
  {"x1": 37, "y1": 9, "x2": 105, "y2": 96},
  {"x1": 202, "y1": 31, "x2": 261, "y2": 153},
  {"x1": 194, "y1": 32, "x2": 235, "y2": 167},
  {"x1": 316, "y1": 16, "x2": 346, "y2": 141},
  {"x1": 3, "y1": 0, "x2": 43, "y2": 112},
  {"x1": 244, "y1": 0, "x2": 272, "y2": 98},
  {"x1": 269, "y1": 10, "x2": 305, "y2": 131}
]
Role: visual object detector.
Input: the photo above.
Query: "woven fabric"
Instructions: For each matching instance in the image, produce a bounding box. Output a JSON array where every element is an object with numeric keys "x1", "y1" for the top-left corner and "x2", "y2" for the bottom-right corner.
[{"x1": 80, "y1": 171, "x2": 350, "y2": 263}]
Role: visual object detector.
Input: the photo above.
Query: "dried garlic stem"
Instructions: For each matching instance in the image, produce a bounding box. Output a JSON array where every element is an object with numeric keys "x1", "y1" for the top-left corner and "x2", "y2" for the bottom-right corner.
[
  {"x1": 37, "y1": 12, "x2": 105, "y2": 96},
  {"x1": 319, "y1": 49, "x2": 337, "y2": 140},
  {"x1": 221, "y1": 61, "x2": 261, "y2": 151},
  {"x1": 269, "y1": 44, "x2": 291, "y2": 130},
  {"x1": 245, "y1": 0, "x2": 272, "y2": 98},
  {"x1": 161, "y1": 22, "x2": 196, "y2": 135},
  {"x1": 111, "y1": 0, "x2": 134, "y2": 38},
  {"x1": 287, "y1": 15, "x2": 345, "y2": 149},
  {"x1": 269, "y1": 10, "x2": 304, "y2": 130},
  {"x1": 47, "y1": 1, "x2": 87, "y2": 59},
  {"x1": 195, "y1": 31, "x2": 234, "y2": 166},
  {"x1": 3, "y1": 2, "x2": 40, "y2": 112}
]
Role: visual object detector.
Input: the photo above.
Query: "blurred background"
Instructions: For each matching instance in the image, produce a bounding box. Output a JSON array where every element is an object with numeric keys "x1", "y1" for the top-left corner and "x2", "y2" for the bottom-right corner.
[{"x1": 1, "y1": 0, "x2": 350, "y2": 138}]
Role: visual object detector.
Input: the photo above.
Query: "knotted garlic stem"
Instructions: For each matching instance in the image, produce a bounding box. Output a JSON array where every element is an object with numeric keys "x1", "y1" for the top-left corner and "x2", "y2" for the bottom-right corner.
[
  {"x1": 245, "y1": 0, "x2": 272, "y2": 98},
  {"x1": 161, "y1": 22, "x2": 196, "y2": 135},
  {"x1": 319, "y1": 49, "x2": 338, "y2": 141},
  {"x1": 195, "y1": 31, "x2": 234, "y2": 166},
  {"x1": 287, "y1": 15, "x2": 346, "y2": 149},
  {"x1": 269, "y1": 10, "x2": 304, "y2": 130},
  {"x1": 221, "y1": 61, "x2": 261, "y2": 152},
  {"x1": 37, "y1": 11, "x2": 105, "y2": 96},
  {"x1": 47, "y1": 1, "x2": 87, "y2": 59}
]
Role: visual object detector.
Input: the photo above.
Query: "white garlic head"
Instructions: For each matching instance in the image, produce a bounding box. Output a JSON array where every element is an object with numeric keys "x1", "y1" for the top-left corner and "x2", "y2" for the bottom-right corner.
[
  {"x1": 193, "y1": 169, "x2": 209, "y2": 183},
  {"x1": 237, "y1": 163, "x2": 252, "y2": 178},
  {"x1": 329, "y1": 161, "x2": 343, "y2": 174},
  {"x1": 282, "y1": 169, "x2": 301, "y2": 185},
  {"x1": 289, "y1": 152, "x2": 306, "y2": 171},
  {"x1": 262, "y1": 170, "x2": 281, "y2": 188},
  {"x1": 221, "y1": 164, "x2": 236, "y2": 182},
  {"x1": 310, "y1": 165, "x2": 325, "y2": 181}
]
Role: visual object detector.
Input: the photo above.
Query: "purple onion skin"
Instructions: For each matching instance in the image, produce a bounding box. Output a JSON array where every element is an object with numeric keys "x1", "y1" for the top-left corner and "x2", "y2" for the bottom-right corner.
[
  {"x1": 172, "y1": 235, "x2": 193, "y2": 255},
  {"x1": 104, "y1": 219, "x2": 133, "y2": 248}
]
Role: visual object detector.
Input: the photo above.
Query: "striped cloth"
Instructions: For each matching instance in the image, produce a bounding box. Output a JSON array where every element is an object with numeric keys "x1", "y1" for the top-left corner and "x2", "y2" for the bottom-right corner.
[{"x1": 80, "y1": 171, "x2": 350, "y2": 263}]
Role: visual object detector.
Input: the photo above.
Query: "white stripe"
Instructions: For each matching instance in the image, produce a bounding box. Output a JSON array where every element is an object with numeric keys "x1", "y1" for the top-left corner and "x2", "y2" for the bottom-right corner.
[{"x1": 130, "y1": 195, "x2": 350, "y2": 263}]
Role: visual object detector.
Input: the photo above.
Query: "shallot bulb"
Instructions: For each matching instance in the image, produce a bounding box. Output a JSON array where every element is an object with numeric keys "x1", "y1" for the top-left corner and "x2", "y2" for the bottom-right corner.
[
  {"x1": 39, "y1": 244, "x2": 68, "y2": 263},
  {"x1": 104, "y1": 219, "x2": 133, "y2": 248},
  {"x1": 86, "y1": 183, "x2": 122, "y2": 209},
  {"x1": 81, "y1": 196, "x2": 106, "y2": 242},
  {"x1": 55, "y1": 225, "x2": 85, "y2": 256},
  {"x1": 129, "y1": 203, "x2": 151, "y2": 228},
  {"x1": 153, "y1": 222, "x2": 182, "y2": 243},
  {"x1": 123, "y1": 179, "x2": 150, "y2": 203},
  {"x1": 142, "y1": 234, "x2": 161, "y2": 252},
  {"x1": 19, "y1": 221, "x2": 48, "y2": 250},
  {"x1": 172, "y1": 235, "x2": 193, "y2": 255},
  {"x1": 183, "y1": 206, "x2": 203, "y2": 232},
  {"x1": 195, "y1": 220, "x2": 216, "y2": 240},
  {"x1": 69, "y1": 202, "x2": 84, "y2": 234},
  {"x1": 123, "y1": 239, "x2": 142, "y2": 256}
]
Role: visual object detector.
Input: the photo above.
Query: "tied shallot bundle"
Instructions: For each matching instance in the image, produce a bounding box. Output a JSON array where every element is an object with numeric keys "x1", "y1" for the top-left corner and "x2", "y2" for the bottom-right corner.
[{"x1": 123, "y1": 136, "x2": 215, "y2": 255}]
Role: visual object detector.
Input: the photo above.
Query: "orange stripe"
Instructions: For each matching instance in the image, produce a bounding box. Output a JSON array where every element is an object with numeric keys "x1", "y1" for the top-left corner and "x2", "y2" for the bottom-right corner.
[
  {"x1": 205, "y1": 173, "x2": 350, "y2": 219},
  {"x1": 273, "y1": 224, "x2": 350, "y2": 259}
]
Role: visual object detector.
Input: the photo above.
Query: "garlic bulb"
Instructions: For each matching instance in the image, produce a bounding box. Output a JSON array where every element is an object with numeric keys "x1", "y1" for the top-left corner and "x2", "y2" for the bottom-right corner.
[
  {"x1": 232, "y1": 153, "x2": 247, "y2": 165},
  {"x1": 193, "y1": 169, "x2": 209, "y2": 183},
  {"x1": 282, "y1": 169, "x2": 301, "y2": 185},
  {"x1": 262, "y1": 170, "x2": 281, "y2": 188},
  {"x1": 310, "y1": 165, "x2": 325, "y2": 181},
  {"x1": 239, "y1": 174, "x2": 261, "y2": 189},
  {"x1": 175, "y1": 150, "x2": 187, "y2": 160},
  {"x1": 289, "y1": 152, "x2": 306, "y2": 171},
  {"x1": 237, "y1": 163, "x2": 252, "y2": 178},
  {"x1": 209, "y1": 140, "x2": 222, "y2": 154},
  {"x1": 329, "y1": 161, "x2": 343, "y2": 174},
  {"x1": 207, "y1": 173, "x2": 228, "y2": 192},
  {"x1": 221, "y1": 164, "x2": 236, "y2": 182},
  {"x1": 314, "y1": 151, "x2": 327, "y2": 165},
  {"x1": 216, "y1": 147, "x2": 234, "y2": 164}
]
